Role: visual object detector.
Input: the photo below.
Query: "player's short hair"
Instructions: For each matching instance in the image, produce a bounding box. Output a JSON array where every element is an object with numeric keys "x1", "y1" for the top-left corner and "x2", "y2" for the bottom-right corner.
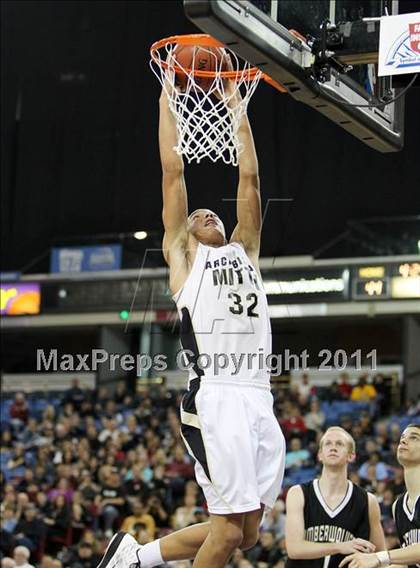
[
  {"x1": 188, "y1": 208, "x2": 220, "y2": 222},
  {"x1": 188, "y1": 209, "x2": 201, "y2": 221},
  {"x1": 319, "y1": 426, "x2": 356, "y2": 454},
  {"x1": 405, "y1": 423, "x2": 420, "y2": 432},
  {"x1": 188, "y1": 208, "x2": 213, "y2": 222}
]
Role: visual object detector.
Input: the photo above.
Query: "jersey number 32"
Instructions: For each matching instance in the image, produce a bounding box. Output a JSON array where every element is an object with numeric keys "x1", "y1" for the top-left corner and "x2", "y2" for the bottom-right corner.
[{"x1": 228, "y1": 292, "x2": 259, "y2": 317}]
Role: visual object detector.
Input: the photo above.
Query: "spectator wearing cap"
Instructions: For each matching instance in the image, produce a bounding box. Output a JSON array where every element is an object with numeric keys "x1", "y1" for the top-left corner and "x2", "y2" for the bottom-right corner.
[{"x1": 12, "y1": 546, "x2": 34, "y2": 568}]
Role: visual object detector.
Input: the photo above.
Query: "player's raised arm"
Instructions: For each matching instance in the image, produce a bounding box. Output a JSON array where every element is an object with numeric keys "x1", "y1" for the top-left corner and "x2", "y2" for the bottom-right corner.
[
  {"x1": 228, "y1": 86, "x2": 262, "y2": 266},
  {"x1": 159, "y1": 88, "x2": 188, "y2": 263},
  {"x1": 285, "y1": 485, "x2": 376, "y2": 560}
]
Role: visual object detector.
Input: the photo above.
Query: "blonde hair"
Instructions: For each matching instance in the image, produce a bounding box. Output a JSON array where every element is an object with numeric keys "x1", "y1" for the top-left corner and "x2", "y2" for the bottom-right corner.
[
  {"x1": 319, "y1": 427, "x2": 356, "y2": 454},
  {"x1": 13, "y1": 547, "x2": 30, "y2": 560}
]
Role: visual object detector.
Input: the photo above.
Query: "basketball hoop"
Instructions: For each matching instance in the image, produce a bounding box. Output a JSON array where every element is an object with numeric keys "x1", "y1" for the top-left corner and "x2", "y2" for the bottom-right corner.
[{"x1": 150, "y1": 34, "x2": 287, "y2": 166}]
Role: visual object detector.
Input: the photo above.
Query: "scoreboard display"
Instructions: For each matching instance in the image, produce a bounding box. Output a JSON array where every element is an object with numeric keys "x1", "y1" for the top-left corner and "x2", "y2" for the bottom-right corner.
[
  {"x1": 2, "y1": 261, "x2": 418, "y2": 318},
  {"x1": 353, "y1": 262, "x2": 420, "y2": 300}
]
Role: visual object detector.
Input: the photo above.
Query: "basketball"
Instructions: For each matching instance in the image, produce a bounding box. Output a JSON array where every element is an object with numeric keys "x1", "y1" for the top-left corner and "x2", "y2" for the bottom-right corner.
[{"x1": 173, "y1": 44, "x2": 223, "y2": 92}]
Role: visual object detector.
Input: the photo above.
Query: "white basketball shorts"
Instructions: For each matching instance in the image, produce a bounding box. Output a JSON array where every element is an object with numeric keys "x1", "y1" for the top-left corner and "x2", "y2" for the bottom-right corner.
[{"x1": 180, "y1": 379, "x2": 286, "y2": 515}]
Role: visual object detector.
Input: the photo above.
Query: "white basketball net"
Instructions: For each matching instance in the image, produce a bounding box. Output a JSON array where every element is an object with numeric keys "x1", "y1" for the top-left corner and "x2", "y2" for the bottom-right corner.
[{"x1": 150, "y1": 40, "x2": 262, "y2": 166}]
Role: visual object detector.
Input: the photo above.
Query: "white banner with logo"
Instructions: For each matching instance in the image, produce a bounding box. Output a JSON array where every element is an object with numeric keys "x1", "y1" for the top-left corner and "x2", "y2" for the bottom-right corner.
[{"x1": 378, "y1": 12, "x2": 420, "y2": 76}]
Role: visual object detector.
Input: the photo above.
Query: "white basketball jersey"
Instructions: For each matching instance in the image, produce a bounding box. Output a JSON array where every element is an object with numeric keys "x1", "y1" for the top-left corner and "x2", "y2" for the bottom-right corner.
[{"x1": 173, "y1": 241, "x2": 271, "y2": 386}]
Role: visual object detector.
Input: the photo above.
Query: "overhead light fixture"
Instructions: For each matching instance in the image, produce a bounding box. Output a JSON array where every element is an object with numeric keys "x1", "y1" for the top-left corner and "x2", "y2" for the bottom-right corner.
[{"x1": 133, "y1": 231, "x2": 148, "y2": 240}]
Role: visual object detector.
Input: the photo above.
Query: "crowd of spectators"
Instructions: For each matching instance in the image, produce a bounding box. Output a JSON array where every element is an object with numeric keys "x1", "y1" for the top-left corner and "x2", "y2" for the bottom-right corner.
[{"x1": 1, "y1": 376, "x2": 419, "y2": 568}]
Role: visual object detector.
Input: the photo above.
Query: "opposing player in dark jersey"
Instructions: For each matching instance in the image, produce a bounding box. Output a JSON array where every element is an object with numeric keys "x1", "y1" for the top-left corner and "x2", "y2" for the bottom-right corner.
[
  {"x1": 340, "y1": 423, "x2": 420, "y2": 568},
  {"x1": 96, "y1": 70, "x2": 285, "y2": 568},
  {"x1": 285, "y1": 426, "x2": 386, "y2": 568}
]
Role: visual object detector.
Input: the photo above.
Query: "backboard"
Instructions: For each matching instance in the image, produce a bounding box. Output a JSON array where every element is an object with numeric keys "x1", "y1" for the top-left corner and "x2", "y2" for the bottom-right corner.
[{"x1": 184, "y1": 0, "x2": 406, "y2": 152}]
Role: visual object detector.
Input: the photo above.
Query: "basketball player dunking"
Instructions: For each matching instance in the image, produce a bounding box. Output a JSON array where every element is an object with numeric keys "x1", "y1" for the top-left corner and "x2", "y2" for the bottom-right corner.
[
  {"x1": 285, "y1": 426, "x2": 386, "y2": 568},
  {"x1": 96, "y1": 79, "x2": 285, "y2": 568},
  {"x1": 340, "y1": 423, "x2": 420, "y2": 568}
]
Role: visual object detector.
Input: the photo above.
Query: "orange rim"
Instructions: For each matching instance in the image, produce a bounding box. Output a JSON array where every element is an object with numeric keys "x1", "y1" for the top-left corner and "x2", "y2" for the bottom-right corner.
[{"x1": 150, "y1": 33, "x2": 287, "y2": 93}]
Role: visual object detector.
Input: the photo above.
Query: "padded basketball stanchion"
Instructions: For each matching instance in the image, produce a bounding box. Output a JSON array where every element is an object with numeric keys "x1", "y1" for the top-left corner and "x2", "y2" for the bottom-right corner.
[{"x1": 150, "y1": 33, "x2": 286, "y2": 166}]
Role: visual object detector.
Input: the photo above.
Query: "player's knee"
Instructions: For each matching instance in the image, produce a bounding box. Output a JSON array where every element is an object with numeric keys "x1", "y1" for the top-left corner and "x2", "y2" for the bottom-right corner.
[
  {"x1": 239, "y1": 529, "x2": 259, "y2": 551},
  {"x1": 214, "y1": 526, "x2": 243, "y2": 552}
]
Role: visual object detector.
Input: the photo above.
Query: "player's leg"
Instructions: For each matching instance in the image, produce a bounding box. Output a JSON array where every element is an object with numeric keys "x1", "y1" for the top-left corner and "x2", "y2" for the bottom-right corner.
[
  {"x1": 159, "y1": 521, "x2": 210, "y2": 561},
  {"x1": 104, "y1": 514, "x2": 243, "y2": 568},
  {"x1": 138, "y1": 500, "x2": 263, "y2": 565},
  {"x1": 240, "y1": 505, "x2": 264, "y2": 550},
  {"x1": 159, "y1": 507, "x2": 264, "y2": 559},
  {"x1": 192, "y1": 513, "x2": 245, "y2": 568},
  {"x1": 95, "y1": 523, "x2": 211, "y2": 568}
]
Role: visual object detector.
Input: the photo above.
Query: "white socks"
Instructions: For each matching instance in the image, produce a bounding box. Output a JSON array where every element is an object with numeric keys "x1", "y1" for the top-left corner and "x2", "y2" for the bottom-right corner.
[{"x1": 137, "y1": 539, "x2": 164, "y2": 568}]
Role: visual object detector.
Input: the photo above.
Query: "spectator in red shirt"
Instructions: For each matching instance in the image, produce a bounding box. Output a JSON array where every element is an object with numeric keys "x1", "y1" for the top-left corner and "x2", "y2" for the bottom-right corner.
[
  {"x1": 10, "y1": 393, "x2": 29, "y2": 426},
  {"x1": 281, "y1": 404, "x2": 307, "y2": 440},
  {"x1": 164, "y1": 446, "x2": 194, "y2": 480},
  {"x1": 338, "y1": 372, "x2": 352, "y2": 399}
]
